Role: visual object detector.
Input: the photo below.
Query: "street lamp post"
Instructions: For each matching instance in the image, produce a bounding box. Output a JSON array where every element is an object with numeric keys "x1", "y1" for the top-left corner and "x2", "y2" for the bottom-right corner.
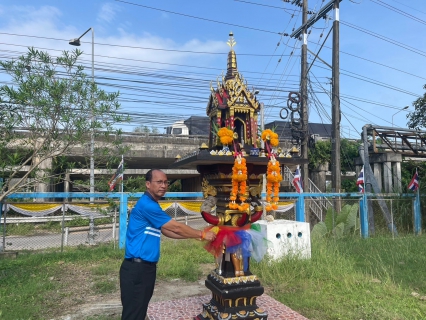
[
  {"x1": 69, "y1": 28, "x2": 95, "y2": 202},
  {"x1": 254, "y1": 90, "x2": 267, "y2": 204},
  {"x1": 391, "y1": 106, "x2": 409, "y2": 128}
]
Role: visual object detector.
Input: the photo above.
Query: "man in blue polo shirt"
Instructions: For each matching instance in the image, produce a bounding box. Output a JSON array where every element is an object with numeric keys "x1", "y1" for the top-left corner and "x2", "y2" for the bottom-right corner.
[{"x1": 120, "y1": 168, "x2": 215, "y2": 320}]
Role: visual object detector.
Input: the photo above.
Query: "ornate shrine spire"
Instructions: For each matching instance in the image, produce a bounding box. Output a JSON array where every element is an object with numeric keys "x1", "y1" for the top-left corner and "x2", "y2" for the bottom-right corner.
[
  {"x1": 206, "y1": 32, "x2": 260, "y2": 148},
  {"x1": 226, "y1": 32, "x2": 238, "y2": 80}
]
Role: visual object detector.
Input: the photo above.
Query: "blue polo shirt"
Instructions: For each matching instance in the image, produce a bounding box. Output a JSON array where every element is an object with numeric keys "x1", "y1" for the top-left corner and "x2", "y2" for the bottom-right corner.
[{"x1": 124, "y1": 191, "x2": 171, "y2": 262}]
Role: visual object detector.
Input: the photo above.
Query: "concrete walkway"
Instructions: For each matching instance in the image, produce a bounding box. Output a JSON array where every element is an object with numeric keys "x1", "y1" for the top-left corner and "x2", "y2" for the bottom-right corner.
[{"x1": 56, "y1": 294, "x2": 309, "y2": 320}]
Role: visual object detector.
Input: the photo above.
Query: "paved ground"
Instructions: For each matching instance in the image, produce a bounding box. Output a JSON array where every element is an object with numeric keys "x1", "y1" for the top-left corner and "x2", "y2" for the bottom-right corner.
[
  {"x1": 147, "y1": 294, "x2": 309, "y2": 320},
  {"x1": 56, "y1": 279, "x2": 309, "y2": 320}
]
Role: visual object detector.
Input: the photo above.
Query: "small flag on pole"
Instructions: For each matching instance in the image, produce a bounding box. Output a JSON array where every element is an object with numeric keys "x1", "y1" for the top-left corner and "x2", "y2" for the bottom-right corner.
[
  {"x1": 292, "y1": 165, "x2": 303, "y2": 193},
  {"x1": 356, "y1": 166, "x2": 364, "y2": 193},
  {"x1": 108, "y1": 159, "x2": 124, "y2": 191},
  {"x1": 408, "y1": 170, "x2": 419, "y2": 192}
]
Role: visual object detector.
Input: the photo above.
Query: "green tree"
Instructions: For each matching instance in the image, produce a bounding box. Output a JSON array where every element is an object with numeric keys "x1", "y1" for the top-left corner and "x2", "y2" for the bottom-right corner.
[
  {"x1": 407, "y1": 84, "x2": 426, "y2": 129},
  {"x1": 0, "y1": 48, "x2": 129, "y2": 201},
  {"x1": 124, "y1": 176, "x2": 147, "y2": 193},
  {"x1": 309, "y1": 139, "x2": 361, "y2": 192},
  {"x1": 308, "y1": 139, "x2": 360, "y2": 172},
  {"x1": 133, "y1": 125, "x2": 149, "y2": 133},
  {"x1": 401, "y1": 82, "x2": 425, "y2": 190},
  {"x1": 340, "y1": 139, "x2": 361, "y2": 173},
  {"x1": 308, "y1": 140, "x2": 331, "y2": 170},
  {"x1": 151, "y1": 127, "x2": 159, "y2": 134},
  {"x1": 133, "y1": 126, "x2": 160, "y2": 134}
]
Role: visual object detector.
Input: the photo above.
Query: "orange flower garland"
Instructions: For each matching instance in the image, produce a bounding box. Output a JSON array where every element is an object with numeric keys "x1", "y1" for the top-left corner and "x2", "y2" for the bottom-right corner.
[
  {"x1": 217, "y1": 127, "x2": 234, "y2": 145},
  {"x1": 261, "y1": 129, "x2": 282, "y2": 211},
  {"x1": 229, "y1": 155, "x2": 249, "y2": 212},
  {"x1": 261, "y1": 129, "x2": 279, "y2": 147},
  {"x1": 265, "y1": 158, "x2": 282, "y2": 211}
]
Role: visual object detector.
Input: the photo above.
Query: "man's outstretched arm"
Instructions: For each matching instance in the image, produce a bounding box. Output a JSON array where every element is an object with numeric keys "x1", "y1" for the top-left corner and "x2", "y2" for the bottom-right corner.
[{"x1": 161, "y1": 219, "x2": 215, "y2": 241}]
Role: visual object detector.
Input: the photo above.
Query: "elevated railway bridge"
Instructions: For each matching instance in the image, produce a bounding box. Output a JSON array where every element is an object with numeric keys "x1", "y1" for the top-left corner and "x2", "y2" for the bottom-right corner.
[
  {"x1": 6, "y1": 125, "x2": 423, "y2": 194},
  {"x1": 5, "y1": 130, "x2": 303, "y2": 193},
  {"x1": 5, "y1": 132, "x2": 209, "y2": 193}
]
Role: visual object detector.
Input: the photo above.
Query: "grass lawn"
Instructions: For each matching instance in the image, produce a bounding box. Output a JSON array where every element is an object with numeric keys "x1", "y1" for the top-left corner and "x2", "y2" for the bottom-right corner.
[{"x1": 1, "y1": 235, "x2": 426, "y2": 320}]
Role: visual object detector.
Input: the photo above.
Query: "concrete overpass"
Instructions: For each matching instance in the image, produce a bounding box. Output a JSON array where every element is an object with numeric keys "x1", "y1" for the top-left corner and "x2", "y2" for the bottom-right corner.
[
  {"x1": 113, "y1": 132, "x2": 208, "y2": 167},
  {"x1": 8, "y1": 131, "x2": 298, "y2": 193},
  {"x1": 64, "y1": 132, "x2": 295, "y2": 192},
  {"x1": 5, "y1": 132, "x2": 209, "y2": 193},
  {"x1": 64, "y1": 132, "x2": 209, "y2": 192}
]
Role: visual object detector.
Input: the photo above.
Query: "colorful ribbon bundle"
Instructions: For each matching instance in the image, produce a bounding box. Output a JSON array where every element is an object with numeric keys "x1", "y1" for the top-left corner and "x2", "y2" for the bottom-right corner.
[{"x1": 203, "y1": 224, "x2": 269, "y2": 271}]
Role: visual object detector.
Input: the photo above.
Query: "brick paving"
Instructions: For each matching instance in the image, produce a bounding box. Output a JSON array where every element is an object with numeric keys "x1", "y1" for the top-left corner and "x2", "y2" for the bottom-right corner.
[{"x1": 147, "y1": 294, "x2": 309, "y2": 320}]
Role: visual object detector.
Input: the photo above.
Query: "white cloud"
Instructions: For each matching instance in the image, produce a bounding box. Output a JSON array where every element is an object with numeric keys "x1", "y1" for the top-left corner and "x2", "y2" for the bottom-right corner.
[
  {"x1": 97, "y1": 2, "x2": 120, "y2": 24},
  {"x1": 0, "y1": 4, "x2": 226, "y2": 70},
  {"x1": 1, "y1": 5, "x2": 63, "y2": 32},
  {"x1": 96, "y1": 30, "x2": 226, "y2": 69}
]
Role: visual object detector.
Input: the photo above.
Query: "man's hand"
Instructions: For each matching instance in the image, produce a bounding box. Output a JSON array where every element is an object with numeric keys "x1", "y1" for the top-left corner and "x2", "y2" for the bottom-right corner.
[{"x1": 202, "y1": 230, "x2": 216, "y2": 241}]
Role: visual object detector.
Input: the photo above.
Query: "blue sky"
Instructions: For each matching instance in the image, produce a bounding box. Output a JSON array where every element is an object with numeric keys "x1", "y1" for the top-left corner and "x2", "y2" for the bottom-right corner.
[{"x1": 0, "y1": 0, "x2": 425, "y2": 138}]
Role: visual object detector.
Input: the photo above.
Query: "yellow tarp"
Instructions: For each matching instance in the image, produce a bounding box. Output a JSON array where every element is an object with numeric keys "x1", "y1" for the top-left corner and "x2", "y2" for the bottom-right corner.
[
  {"x1": 11, "y1": 203, "x2": 111, "y2": 211},
  {"x1": 12, "y1": 203, "x2": 61, "y2": 211},
  {"x1": 159, "y1": 201, "x2": 202, "y2": 212}
]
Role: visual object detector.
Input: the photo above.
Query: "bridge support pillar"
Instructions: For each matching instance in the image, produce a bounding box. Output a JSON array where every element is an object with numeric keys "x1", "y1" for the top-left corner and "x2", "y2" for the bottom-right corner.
[
  {"x1": 373, "y1": 163, "x2": 382, "y2": 191},
  {"x1": 392, "y1": 162, "x2": 402, "y2": 192},
  {"x1": 355, "y1": 153, "x2": 402, "y2": 194},
  {"x1": 383, "y1": 161, "x2": 392, "y2": 193},
  {"x1": 64, "y1": 173, "x2": 71, "y2": 193},
  {"x1": 309, "y1": 162, "x2": 328, "y2": 192},
  {"x1": 35, "y1": 157, "x2": 53, "y2": 200}
]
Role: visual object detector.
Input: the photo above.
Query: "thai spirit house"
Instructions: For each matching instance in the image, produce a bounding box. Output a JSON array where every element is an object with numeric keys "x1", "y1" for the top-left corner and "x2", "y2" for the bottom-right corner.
[{"x1": 172, "y1": 33, "x2": 306, "y2": 320}]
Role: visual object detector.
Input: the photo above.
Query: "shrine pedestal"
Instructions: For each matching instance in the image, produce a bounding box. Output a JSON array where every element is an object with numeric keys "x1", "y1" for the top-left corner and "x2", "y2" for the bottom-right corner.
[
  {"x1": 170, "y1": 153, "x2": 307, "y2": 320},
  {"x1": 195, "y1": 271, "x2": 267, "y2": 320}
]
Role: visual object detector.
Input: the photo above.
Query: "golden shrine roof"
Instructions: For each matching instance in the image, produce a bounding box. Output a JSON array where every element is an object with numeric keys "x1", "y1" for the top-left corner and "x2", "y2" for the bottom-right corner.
[{"x1": 206, "y1": 32, "x2": 260, "y2": 116}]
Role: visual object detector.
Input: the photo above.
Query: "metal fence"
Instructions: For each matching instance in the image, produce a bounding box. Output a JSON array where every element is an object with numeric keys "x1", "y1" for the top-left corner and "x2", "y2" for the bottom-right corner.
[
  {"x1": 0, "y1": 198, "x2": 210, "y2": 252},
  {"x1": 370, "y1": 197, "x2": 415, "y2": 236},
  {"x1": 0, "y1": 192, "x2": 422, "y2": 252},
  {"x1": 304, "y1": 195, "x2": 420, "y2": 237},
  {"x1": 1, "y1": 204, "x2": 118, "y2": 252}
]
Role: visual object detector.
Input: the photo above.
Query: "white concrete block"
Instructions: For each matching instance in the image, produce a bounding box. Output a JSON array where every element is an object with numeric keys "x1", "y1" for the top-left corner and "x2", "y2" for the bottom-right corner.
[{"x1": 256, "y1": 219, "x2": 311, "y2": 260}]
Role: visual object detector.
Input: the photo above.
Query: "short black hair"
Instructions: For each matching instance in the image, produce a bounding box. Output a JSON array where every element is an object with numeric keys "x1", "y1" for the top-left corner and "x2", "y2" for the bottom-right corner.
[{"x1": 146, "y1": 169, "x2": 164, "y2": 182}]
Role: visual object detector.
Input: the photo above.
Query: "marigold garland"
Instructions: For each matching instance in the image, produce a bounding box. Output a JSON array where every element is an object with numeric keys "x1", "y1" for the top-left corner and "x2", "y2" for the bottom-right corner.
[
  {"x1": 265, "y1": 158, "x2": 282, "y2": 211},
  {"x1": 229, "y1": 155, "x2": 249, "y2": 211},
  {"x1": 261, "y1": 129, "x2": 282, "y2": 212},
  {"x1": 261, "y1": 129, "x2": 279, "y2": 147},
  {"x1": 217, "y1": 127, "x2": 234, "y2": 145}
]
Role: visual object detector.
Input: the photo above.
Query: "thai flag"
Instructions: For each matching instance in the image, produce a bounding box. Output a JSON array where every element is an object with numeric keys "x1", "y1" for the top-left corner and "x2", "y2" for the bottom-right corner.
[
  {"x1": 356, "y1": 166, "x2": 364, "y2": 193},
  {"x1": 292, "y1": 165, "x2": 303, "y2": 193},
  {"x1": 408, "y1": 170, "x2": 419, "y2": 192},
  {"x1": 108, "y1": 159, "x2": 124, "y2": 191}
]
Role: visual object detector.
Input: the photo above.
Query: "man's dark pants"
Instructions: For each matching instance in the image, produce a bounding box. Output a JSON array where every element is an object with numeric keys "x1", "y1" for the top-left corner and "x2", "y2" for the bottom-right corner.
[{"x1": 120, "y1": 259, "x2": 157, "y2": 320}]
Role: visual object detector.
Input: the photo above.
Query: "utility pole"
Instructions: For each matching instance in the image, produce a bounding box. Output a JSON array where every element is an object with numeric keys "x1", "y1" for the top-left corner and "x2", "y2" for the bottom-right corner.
[
  {"x1": 331, "y1": 0, "x2": 341, "y2": 194},
  {"x1": 290, "y1": 0, "x2": 342, "y2": 213},
  {"x1": 301, "y1": 0, "x2": 309, "y2": 222}
]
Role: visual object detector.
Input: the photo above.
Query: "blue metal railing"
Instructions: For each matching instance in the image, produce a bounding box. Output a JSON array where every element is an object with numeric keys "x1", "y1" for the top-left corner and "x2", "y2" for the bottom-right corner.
[{"x1": 1, "y1": 191, "x2": 421, "y2": 249}]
